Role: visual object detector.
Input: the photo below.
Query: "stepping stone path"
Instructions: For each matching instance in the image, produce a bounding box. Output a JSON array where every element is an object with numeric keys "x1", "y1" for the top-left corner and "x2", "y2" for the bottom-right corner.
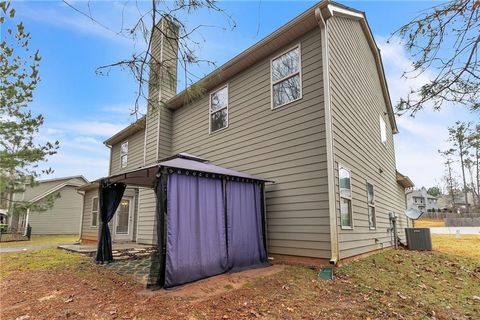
[{"x1": 105, "y1": 247, "x2": 157, "y2": 285}]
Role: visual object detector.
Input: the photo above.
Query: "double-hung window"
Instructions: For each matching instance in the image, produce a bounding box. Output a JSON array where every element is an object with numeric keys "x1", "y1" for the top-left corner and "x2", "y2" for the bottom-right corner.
[
  {"x1": 271, "y1": 45, "x2": 302, "y2": 109},
  {"x1": 367, "y1": 182, "x2": 376, "y2": 229},
  {"x1": 339, "y1": 165, "x2": 353, "y2": 228},
  {"x1": 120, "y1": 141, "x2": 128, "y2": 168},
  {"x1": 210, "y1": 85, "x2": 228, "y2": 133},
  {"x1": 91, "y1": 197, "x2": 99, "y2": 227}
]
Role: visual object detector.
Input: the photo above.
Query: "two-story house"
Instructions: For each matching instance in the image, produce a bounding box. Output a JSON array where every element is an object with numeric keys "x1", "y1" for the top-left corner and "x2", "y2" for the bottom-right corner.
[
  {"x1": 406, "y1": 187, "x2": 438, "y2": 213},
  {"x1": 78, "y1": 0, "x2": 414, "y2": 264}
]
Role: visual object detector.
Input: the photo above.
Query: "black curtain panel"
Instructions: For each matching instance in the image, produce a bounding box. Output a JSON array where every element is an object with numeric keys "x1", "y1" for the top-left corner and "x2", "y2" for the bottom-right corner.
[{"x1": 96, "y1": 181, "x2": 126, "y2": 263}]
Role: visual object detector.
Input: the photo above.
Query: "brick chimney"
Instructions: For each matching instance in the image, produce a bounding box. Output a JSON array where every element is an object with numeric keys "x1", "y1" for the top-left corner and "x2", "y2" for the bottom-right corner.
[{"x1": 144, "y1": 16, "x2": 178, "y2": 165}]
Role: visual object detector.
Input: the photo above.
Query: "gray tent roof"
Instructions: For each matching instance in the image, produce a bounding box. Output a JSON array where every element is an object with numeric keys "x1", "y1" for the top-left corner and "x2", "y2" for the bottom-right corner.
[{"x1": 103, "y1": 153, "x2": 272, "y2": 188}]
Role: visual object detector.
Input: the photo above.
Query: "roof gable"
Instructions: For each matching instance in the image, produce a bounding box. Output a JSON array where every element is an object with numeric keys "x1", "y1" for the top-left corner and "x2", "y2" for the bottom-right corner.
[
  {"x1": 163, "y1": 1, "x2": 397, "y2": 133},
  {"x1": 22, "y1": 176, "x2": 89, "y2": 203}
]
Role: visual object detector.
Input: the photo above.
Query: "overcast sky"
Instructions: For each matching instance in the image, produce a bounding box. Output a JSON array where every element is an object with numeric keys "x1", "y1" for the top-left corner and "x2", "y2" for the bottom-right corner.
[{"x1": 6, "y1": 1, "x2": 477, "y2": 189}]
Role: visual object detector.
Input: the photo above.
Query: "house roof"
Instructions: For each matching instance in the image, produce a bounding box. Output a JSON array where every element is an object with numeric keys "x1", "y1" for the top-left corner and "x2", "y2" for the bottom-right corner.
[
  {"x1": 396, "y1": 171, "x2": 414, "y2": 189},
  {"x1": 36, "y1": 175, "x2": 88, "y2": 184},
  {"x1": 102, "y1": 1, "x2": 398, "y2": 146},
  {"x1": 163, "y1": 0, "x2": 398, "y2": 133},
  {"x1": 104, "y1": 116, "x2": 146, "y2": 146}
]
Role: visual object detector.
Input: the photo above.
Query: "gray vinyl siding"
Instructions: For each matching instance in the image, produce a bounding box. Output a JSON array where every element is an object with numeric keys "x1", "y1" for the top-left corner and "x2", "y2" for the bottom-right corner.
[
  {"x1": 28, "y1": 186, "x2": 82, "y2": 235},
  {"x1": 80, "y1": 188, "x2": 138, "y2": 242},
  {"x1": 169, "y1": 28, "x2": 330, "y2": 259},
  {"x1": 80, "y1": 188, "x2": 99, "y2": 241},
  {"x1": 136, "y1": 188, "x2": 157, "y2": 245},
  {"x1": 110, "y1": 129, "x2": 145, "y2": 176},
  {"x1": 144, "y1": 19, "x2": 177, "y2": 165},
  {"x1": 328, "y1": 16, "x2": 407, "y2": 259}
]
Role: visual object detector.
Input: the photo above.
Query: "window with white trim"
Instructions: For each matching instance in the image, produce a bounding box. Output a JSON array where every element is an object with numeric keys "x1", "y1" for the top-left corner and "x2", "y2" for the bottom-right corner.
[
  {"x1": 367, "y1": 182, "x2": 376, "y2": 229},
  {"x1": 379, "y1": 116, "x2": 387, "y2": 145},
  {"x1": 339, "y1": 165, "x2": 353, "y2": 228},
  {"x1": 120, "y1": 141, "x2": 128, "y2": 168},
  {"x1": 271, "y1": 46, "x2": 302, "y2": 108},
  {"x1": 210, "y1": 86, "x2": 228, "y2": 133},
  {"x1": 91, "y1": 197, "x2": 99, "y2": 227}
]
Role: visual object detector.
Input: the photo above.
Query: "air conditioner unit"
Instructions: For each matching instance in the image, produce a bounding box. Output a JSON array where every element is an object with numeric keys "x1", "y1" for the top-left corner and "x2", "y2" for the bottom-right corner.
[{"x1": 405, "y1": 228, "x2": 432, "y2": 251}]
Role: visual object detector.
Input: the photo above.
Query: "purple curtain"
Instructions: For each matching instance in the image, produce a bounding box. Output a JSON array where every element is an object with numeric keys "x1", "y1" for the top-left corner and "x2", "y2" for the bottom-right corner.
[
  {"x1": 165, "y1": 174, "x2": 228, "y2": 288},
  {"x1": 226, "y1": 180, "x2": 267, "y2": 271}
]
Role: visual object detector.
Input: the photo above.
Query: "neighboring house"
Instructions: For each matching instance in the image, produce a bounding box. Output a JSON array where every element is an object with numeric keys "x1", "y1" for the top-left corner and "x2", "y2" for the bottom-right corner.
[
  {"x1": 79, "y1": 1, "x2": 414, "y2": 263},
  {"x1": 11, "y1": 176, "x2": 88, "y2": 235},
  {"x1": 437, "y1": 190, "x2": 476, "y2": 212},
  {"x1": 406, "y1": 187, "x2": 438, "y2": 213}
]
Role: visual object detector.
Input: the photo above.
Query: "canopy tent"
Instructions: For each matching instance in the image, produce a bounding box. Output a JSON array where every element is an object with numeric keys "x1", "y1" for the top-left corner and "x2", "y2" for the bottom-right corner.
[{"x1": 96, "y1": 153, "x2": 271, "y2": 288}]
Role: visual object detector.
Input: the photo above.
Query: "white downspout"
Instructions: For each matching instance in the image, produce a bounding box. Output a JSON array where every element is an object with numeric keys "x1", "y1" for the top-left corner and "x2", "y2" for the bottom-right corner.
[
  {"x1": 76, "y1": 190, "x2": 86, "y2": 243},
  {"x1": 315, "y1": 6, "x2": 339, "y2": 265},
  {"x1": 23, "y1": 208, "x2": 30, "y2": 236}
]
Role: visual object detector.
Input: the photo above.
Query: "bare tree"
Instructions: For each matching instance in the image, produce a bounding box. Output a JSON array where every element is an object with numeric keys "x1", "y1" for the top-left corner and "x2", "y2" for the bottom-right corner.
[
  {"x1": 439, "y1": 148, "x2": 458, "y2": 209},
  {"x1": 468, "y1": 123, "x2": 480, "y2": 206},
  {"x1": 63, "y1": 0, "x2": 235, "y2": 119},
  {"x1": 448, "y1": 121, "x2": 471, "y2": 210},
  {"x1": 392, "y1": 0, "x2": 479, "y2": 115}
]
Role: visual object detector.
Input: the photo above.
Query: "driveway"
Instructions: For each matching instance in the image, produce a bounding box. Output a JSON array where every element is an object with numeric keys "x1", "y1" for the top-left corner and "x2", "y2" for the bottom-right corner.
[
  {"x1": 0, "y1": 244, "x2": 56, "y2": 253},
  {"x1": 429, "y1": 227, "x2": 480, "y2": 235}
]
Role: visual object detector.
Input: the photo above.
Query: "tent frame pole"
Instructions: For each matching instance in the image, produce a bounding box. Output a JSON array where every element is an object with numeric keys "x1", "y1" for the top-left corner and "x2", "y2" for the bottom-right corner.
[{"x1": 260, "y1": 183, "x2": 269, "y2": 257}]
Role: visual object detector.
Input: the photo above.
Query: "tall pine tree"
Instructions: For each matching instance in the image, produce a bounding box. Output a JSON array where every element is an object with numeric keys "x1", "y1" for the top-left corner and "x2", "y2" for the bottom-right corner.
[{"x1": 0, "y1": 1, "x2": 59, "y2": 228}]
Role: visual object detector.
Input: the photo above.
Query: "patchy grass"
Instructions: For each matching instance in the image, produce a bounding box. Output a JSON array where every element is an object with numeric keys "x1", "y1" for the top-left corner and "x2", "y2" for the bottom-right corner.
[
  {"x1": 0, "y1": 234, "x2": 78, "y2": 248},
  {"x1": 0, "y1": 248, "x2": 91, "y2": 279},
  {"x1": 415, "y1": 218, "x2": 445, "y2": 227},
  {"x1": 337, "y1": 249, "x2": 480, "y2": 319},
  {"x1": 432, "y1": 234, "x2": 480, "y2": 261},
  {"x1": 1, "y1": 237, "x2": 480, "y2": 319}
]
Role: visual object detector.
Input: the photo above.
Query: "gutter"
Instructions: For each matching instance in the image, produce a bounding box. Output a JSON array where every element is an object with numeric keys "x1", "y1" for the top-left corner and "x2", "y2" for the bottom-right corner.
[{"x1": 315, "y1": 5, "x2": 339, "y2": 265}]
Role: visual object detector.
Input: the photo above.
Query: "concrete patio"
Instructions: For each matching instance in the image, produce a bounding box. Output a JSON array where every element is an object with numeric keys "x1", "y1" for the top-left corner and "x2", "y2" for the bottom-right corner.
[{"x1": 58, "y1": 242, "x2": 155, "y2": 257}]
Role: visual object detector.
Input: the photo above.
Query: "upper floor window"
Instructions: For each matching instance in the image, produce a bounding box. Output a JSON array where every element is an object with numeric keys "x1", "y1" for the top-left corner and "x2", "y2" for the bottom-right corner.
[
  {"x1": 271, "y1": 45, "x2": 302, "y2": 109},
  {"x1": 210, "y1": 85, "x2": 228, "y2": 133},
  {"x1": 379, "y1": 116, "x2": 387, "y2": 145},
  {"x1": 120, "y1": 141, "x2": 128, "y2": 168},
  {"x1": 367, "y1": 182, "x2": 376, "y2": 229},
  {"x1": 91, "y1": 197, "x2": 99, "y2": 227},
  {"x1": 339, "y1": 165, "x2": 353, "y2": 229}
]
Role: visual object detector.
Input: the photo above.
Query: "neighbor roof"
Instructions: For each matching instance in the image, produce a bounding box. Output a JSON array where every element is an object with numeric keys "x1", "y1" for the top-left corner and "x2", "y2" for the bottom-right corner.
[{"x1": 25, "y1": 176, "x2": 89, "y2": 203}]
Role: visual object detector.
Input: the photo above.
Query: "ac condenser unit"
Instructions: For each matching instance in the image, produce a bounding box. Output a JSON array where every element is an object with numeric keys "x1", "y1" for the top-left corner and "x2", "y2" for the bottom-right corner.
[{"x1": 405, "y1": 228, "x2": 432, "y2": 251}]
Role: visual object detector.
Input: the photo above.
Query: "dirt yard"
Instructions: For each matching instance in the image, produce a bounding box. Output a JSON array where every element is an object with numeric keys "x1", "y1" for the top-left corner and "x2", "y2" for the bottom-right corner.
[{"x1": 1, "y1": 235, "x2": 479, "y2": 319}]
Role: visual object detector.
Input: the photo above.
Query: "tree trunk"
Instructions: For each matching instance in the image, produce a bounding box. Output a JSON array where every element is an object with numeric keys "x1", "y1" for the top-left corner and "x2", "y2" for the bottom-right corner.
[{"x1": 459, "y1": 143, "x2": 469, "y2": 211}]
